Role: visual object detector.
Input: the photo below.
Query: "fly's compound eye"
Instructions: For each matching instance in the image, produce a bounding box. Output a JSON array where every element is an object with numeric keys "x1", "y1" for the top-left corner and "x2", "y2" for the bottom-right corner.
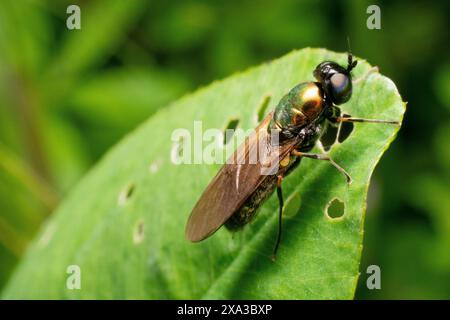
[{"x1": 329, "y1": 72, "x2": 352, "y2": 105}]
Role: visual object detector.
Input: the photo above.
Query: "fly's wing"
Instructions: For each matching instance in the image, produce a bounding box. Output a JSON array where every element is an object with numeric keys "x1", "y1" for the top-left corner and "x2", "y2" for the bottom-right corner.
[{"x1": 185, "y1": 112, "x2": 299, "y2": 242}]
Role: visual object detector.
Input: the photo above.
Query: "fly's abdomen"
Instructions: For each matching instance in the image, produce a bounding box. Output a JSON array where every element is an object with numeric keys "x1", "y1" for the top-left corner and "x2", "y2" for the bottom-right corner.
[
  {"x1": 225, "y1": 157, "x2": 302, "y2": 230},
  {"x1": 225, "y1": 175, "x2": 278, "y2": 230}
]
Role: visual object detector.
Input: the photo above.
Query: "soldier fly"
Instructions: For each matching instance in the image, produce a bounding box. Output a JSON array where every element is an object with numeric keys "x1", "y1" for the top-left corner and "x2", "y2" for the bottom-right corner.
[{"x1": 185, "y1": 53, "x2": 399, "y2": 260}]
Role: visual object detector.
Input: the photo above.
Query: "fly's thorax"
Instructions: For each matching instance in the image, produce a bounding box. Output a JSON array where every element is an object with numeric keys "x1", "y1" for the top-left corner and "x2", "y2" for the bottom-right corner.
[
  {"x1": 269, "y1": 82, "x2": 326, "y2": 138},
  {"x1": 294, "y1": 82, "x2": 326, "y2": 121}
]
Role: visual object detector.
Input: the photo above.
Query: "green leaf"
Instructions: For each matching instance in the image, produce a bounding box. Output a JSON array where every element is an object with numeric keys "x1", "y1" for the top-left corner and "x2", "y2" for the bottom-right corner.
[{"x1": 2, "y1": 48, "x2": 405, "y2": 299}]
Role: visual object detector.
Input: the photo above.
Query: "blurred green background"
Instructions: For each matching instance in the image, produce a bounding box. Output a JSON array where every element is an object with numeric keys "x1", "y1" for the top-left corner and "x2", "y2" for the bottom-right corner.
[{"x1": 0, "y1": 0, "x2": 449, "y2": 299}]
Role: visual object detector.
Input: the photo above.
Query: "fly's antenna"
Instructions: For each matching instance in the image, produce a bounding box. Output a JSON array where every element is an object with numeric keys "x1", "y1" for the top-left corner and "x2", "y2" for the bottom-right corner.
[{"x1": 347, "y1": 36, "x2": 357, "y2": 72}]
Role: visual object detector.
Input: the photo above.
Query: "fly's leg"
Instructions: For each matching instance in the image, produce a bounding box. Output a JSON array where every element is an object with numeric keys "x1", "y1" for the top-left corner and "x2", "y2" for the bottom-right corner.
[
  {"x1": 271, "y1": 174, "x2": 284, "y2": 261},
  {"x1": 291, "y1": 150, "x2": 352, "y2": 184},
  {"x1": 326, "y1": 107, "x2": 400, "y2": 126},
  {"x1": 325, "y1": 109, "x2": 400, "y2": 146},
  {"x1": 336, "y1": 114, "x2": 400, "y2": 125}
]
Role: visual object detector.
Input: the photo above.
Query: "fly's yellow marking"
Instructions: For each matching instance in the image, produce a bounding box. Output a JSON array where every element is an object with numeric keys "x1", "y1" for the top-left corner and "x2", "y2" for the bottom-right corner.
[{"x1": 280, "y1": 154, "x2": 290, "y2": 167}]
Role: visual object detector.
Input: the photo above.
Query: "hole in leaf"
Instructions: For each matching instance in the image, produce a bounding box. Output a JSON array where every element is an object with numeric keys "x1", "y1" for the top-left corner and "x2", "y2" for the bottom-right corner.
[
  {"x1": 118, "y1": 183, "x2": 135, "y2": 206},
  {"x1": 223, "y1": 118, "x2": 240, "y2": 145},
  {"x1": 320, "y1": 125, "x2": 338, "y2": 151},
  {"x1": 326, "y1": 198, "x2": 345, "y2": 220},
  {"x1": 283, "y1": 191, "x2": 301, "y2": 218},
  {"x1": 133, "y1": 220, "x2": 145, "y2": 244},
  {"x1": 37, "y1": 223, "x2": 56, "y2": 248},
  {"x1": 338, "y1": 122, "x2": 354, "y2": 143},
  {"x1": 149, "y1": 158, "x2": 162, "y2": 174},
  {"x1": 257, "y1": 95, "x2": 271, "y2": 122}
]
